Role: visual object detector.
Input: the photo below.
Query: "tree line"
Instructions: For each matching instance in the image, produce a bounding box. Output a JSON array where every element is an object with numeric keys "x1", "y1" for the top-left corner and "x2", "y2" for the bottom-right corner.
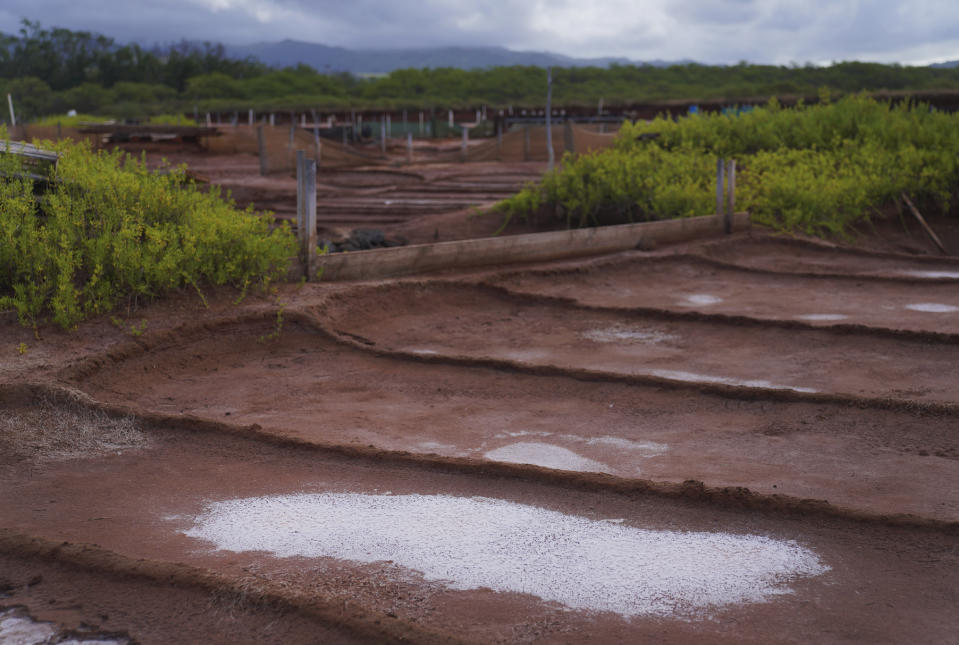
[{"x1": 3, "y1": 20, "x2": 959, "y2": 121}]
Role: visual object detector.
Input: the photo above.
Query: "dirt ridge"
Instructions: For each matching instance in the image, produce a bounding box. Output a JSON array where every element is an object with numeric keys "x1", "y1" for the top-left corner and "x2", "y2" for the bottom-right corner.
[
  {"x1": 0, "y1": 529, "x2": 472, "y2": 645},
  {"x1": 4, "y1": 381, "x2": 956, "y2": 534}
]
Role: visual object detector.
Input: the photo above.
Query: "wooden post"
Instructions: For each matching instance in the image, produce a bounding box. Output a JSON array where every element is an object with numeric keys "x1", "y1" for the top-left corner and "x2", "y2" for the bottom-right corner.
[
  {"x1": 597, "y1": 97, "x2": 604, "y2": 116},
  {"x1": 193, "y1": 105, "x2": 199, "y2": 124},
  {"x1": 461, "y1": 125, "x2": 468, "y2": 162},
  {"x1": 205, "y1": 112, "x2": 212, "y2": 127},
  {"x1": 419, "y1": 111, "x2": 424, "y2": 135},
  {"x1": 902, "y1": 193, "x2": 949, "y2": 254},
  {"x1": 257, "y1": 125, "x2": 268, "y2": 176},
  {"x1": 475, "y1": 108, "x2": 481, "y2": 123},
  {"x1": 406, "y1": 132, "x2": 413, "y2": 163},
  {"x1": 269, "y1": 113, "x2": 275, "y2": 127},
  {"x1": 301, "y1": 114, "x2": 306, "y2": 127},
  {"x1": 56, "y1": 121, "x2": 62, "y2": 139},
  {"x1": 716, "y1": 158, "x2": 725, "y2": 217},
  {"x1": 289, "y1": 124, "x2": 295, "y2": 148},
  {"x1": 496, "y1": 121, "x2": 503, "y2": 160},
  {"x1": 248, "y1": 109, "x2": 254, "y2": 126},
  {"x1": 524, "y1": 125, "x2": 531, "y2": 162},
  {"x1": 380, "y1": 119, "x2": 387, "y2": 153},
  {"x1": 304, "y1": 159, "x2": 318, "y2": 280},
  {"x1": 724, "y1": 159, "x2": 736, "y2": 234},
  {"x1": 386, "y1": 114, "x2": 391, "y2": 137},
  {"x1": 8, "y1": 93, "x2": 17, "y2": 126},
  {"x1": 314, "y1": 127, "x2": 322, "y2": 167},
  {"x1": 564, "y1": 120, "x2": 575, "y2": 155},
  {"x1": 296, "y1": 150, "x2": 306, "y2": 238},
  {"x1": 448, "y1": 109, "x2": 454, "y2": 128},
  {"x1": 546, "y1": 67, "x2": 554, "y2": 171}
]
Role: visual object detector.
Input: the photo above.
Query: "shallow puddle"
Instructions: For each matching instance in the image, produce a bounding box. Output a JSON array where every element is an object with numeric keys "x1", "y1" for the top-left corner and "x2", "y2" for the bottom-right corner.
[
  {"x1": 904, "y1": 303, "x2": 959, "y2": 313},
  {"x1": 648, "y1": 369, "x2": 817, "y2": 393},
  {"x1": 183, "y1": 493, "x2": 829, "y2": 618},
  {"x1": 582, "y1": 326, "x2": 677, "y2": 344},
  {"x1": 900, "y1": 270, "x2": 959, "y2": 279},
  {"x1": 679, "y1": 294, "x2": 723, "y2": 306},
  {"x1": 797, "y1": 314, "x2": 849, "y2": 322},
  {"x1": 484, "y1": 442, "x2": 612, "y2": 473}
]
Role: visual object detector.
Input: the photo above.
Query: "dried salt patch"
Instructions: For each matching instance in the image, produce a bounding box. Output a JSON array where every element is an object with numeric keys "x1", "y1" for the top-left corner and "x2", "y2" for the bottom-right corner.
[
  {"x1": 904, "y1": 303, "x2": 959, "y2": 313},
  {"x1": 900, "y1": 270, "x2": 959, "y2": 279},
  {"x1": 584, "y1": 436, "x2": 668, "y2": 456},
  {"x1": 582, "y1": 326, "x2": 677, "y2": 345},
  {"x1": 680, "y1": 294, "x2": 723, "y2": 306},
  {"x1": 183, "y1": 493, "x2": 829, "y2": 618},
  {"x1": 0, "y1": 610, "x2": 57, "y2": 644},
  {"x1": 797, "y1": 313, "x2": 849, "y2": 322},
  {"x1": 484, "y1": 442, "x2": 612, "y2": 473},
  {"x1": 649, "y1": 369, "x2": 817, "y2": 394},
  {"x1": 409, "y1": 348, "x2": 439, "y2": 355}
]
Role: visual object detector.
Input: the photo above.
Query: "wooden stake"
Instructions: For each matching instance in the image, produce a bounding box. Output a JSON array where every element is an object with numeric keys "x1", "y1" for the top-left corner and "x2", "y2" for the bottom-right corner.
[
  {"x1": 902, "y1": 193, "x2": 949, "y2": 254},
  {"x1": 296, "y1": 150, "x2": 306, "y2": 237},
  {"x1": 407, "y1": 132, "x2": 413, "y2": 164},
  {"x1": 257, "y1": 125, "x2": 267, "y2": 176},
  {"x1": 716, "y1": 158, "x2": 725, "y2": 217},
  {"x1": 724, "y1": 159, "x2": 736, "y2": 234},
  {"x1": 546, "y1": 67, "x2": 554, "y2": 171},
  {"x1": 304, "y1": 159, "x2": 317, "y2": 280}
]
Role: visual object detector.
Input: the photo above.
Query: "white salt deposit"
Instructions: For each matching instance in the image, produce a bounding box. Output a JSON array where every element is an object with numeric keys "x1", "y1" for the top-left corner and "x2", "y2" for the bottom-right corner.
[
  {"x1": 900, "y1": 270, "x2": 959, "y2": 279},
  {"x1": 680, "y1": 294, "x2": 723, "y2": 306},
  {"x1": 582, "y1": 326, "x2": 677, "y2": 345},
  {"x1": 0, "y1": 610, "x2": 56, "y2": 645},
  {"x1": 584, "y1": 436, "x2": 668, "y2": 456},
  {"x1": 484, "y1": 442, "x2": 612, "y2": 473},
  {"x1": 797, "y1": 314, "x2": 849, "y2": 322},
  {"x1": 183, "y1": 493, "x2": 829, "y2": 618},
  {"x1": 904, "y1": 303, "x2": 959, "y2": 313},
  {"x1": 409, "y1": 348, "x2": 439, "y2": 355},
  {"x1": 0, "y1": 608, "x2": 128, "y2": 645},
  {"x1": 649, "y1": 369, "x2": 817, "y2": 394},
  {"x1": 493, "y1": 432, "x2": 667, "y2": 457}
]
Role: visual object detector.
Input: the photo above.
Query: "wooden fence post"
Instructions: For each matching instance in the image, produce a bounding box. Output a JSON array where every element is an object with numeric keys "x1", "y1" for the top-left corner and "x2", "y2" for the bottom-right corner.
[
  {"x1": 546, "y1": 67, "x2": 554, "y2": 171},
  {"x1": 304, "y1": 159, "x2": 317, "y2": 280},
  {"x1": 248, "y1": 109, "x2": 253, "y2": 126},
  {"x1": 380, "y1": 119, "x2": 387, "y2": 153},
  {"x1": 724, "y1": 159, "x2": 736, "y2": 234},
  {"x1": 716, "y1": 158, "x2": 725, "y2": 217},
  {"x1": 407, "y1": 132, "x2": 413, "y2": 163},
  {"x1": 314, "y1": 127, "x2": 322, "y2": 167},
  {"x1": 496, "y1": 121, "x2": 503, "y2": 160},
  {"x1": 461, "y1": 126, "x2": 468, "y2": 162},
  {"x1": 257, "y1": 125, "x2": 267, "y2": 176},
  {"x1": 296, "y1": 150, "x2": 306, "y2": 238}
]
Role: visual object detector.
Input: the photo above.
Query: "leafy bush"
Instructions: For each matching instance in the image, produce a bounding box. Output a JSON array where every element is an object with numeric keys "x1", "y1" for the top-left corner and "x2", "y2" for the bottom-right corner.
[
  {"x1": 0, "y1": 134, "x2": 296, "y2": 329},
  {"x1": 500, "y1": 96, "x2": 959, "y2": 236}
]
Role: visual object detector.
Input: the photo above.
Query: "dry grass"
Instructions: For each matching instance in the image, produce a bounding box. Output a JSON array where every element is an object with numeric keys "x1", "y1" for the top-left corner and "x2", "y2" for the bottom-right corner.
[{"x1": 0, "y1": 395, "x2": 144, "y2": 463}]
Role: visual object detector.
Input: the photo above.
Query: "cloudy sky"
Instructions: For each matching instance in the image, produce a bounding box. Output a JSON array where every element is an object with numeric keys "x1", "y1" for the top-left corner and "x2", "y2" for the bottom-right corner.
[{"x1": 1, "y1": 0, "x2": 958, "y2": 65}]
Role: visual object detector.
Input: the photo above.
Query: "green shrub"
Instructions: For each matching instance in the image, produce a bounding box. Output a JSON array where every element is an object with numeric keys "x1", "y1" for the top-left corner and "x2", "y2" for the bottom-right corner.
[
  {"x1": 0, "y1": 135, "x2": 296, "y2": 329},
  {"x1": 500, "y1": 95, "x2": 959, "y2": 236}
]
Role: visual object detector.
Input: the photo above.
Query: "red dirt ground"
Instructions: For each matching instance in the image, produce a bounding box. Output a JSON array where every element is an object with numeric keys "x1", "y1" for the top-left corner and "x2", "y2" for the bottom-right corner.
[{"x1": 2, "y1": 149, "x2": 958, "y2": 643}]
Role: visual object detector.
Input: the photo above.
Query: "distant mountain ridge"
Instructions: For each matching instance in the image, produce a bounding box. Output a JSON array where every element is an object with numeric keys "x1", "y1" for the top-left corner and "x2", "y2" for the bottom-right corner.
[
  {"x1": 222, "y1": 39, "x2": 688, "y2": 74},
  {"x1": 930, "y1": 60, "x2": 959, "y2": 69}
]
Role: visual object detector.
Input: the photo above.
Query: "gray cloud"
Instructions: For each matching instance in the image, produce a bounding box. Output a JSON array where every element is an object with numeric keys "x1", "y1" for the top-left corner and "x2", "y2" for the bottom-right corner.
[{"x1": 0, "y1": 0, "x2": 957, "y2": 65}]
